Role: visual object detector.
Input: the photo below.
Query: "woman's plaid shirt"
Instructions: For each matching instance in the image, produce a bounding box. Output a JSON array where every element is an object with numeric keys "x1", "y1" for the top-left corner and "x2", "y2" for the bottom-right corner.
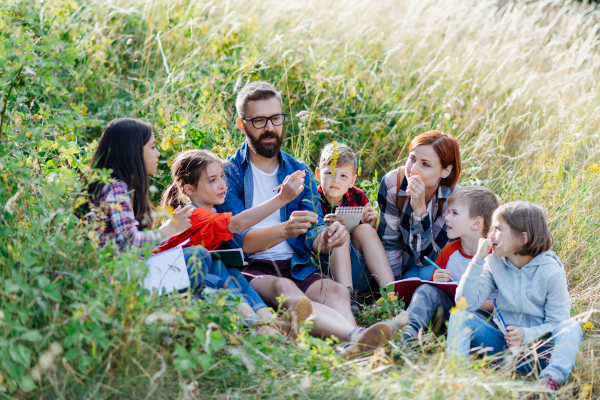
[{"x1": 376, "y1": 169, "x2": 456, "y2": 278}]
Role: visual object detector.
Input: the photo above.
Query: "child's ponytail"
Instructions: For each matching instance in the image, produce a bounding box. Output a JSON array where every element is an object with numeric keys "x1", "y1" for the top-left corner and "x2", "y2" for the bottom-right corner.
[
  {"x1": 161, "y1": 149, "x2": 222, "y2": 210},
  {"x1": 161, "y1": 183, "x2": 185, "y2": 209}
]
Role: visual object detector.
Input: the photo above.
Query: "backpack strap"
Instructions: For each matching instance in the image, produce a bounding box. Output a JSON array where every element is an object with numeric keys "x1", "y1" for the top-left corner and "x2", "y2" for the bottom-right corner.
[{"x1": 395, "y1": 167, "x2": 407, "y2": 212}]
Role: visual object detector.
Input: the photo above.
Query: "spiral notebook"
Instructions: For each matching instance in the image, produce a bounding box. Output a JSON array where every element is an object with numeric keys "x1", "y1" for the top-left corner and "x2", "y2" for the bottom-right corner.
[
  {"x1": 143, "y1": 243, "x2": 190, "y2": 296},
  {"x1": 335, "y1": 206, "x2": 364, "y2": 233}
]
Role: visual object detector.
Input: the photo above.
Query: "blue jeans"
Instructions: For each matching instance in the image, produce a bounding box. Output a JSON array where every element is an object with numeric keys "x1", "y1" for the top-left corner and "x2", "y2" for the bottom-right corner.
[
  {"x1": 447, "y1": 309, "x2": 582, "y2": 385},
  {"x1": 401, "y1": 265, "x2": 436, "y2": 280},
  {"x1": 183, "y1": 246, "x2": 267, "y2": 312},
  {"x1": 318, "y1": 243, "x2": 371, "y2": 292}
]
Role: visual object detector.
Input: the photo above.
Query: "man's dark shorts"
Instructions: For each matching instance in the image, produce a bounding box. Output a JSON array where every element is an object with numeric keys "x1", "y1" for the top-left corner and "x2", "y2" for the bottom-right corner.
[{"x1": 241, "y1": 259, "x2": 330, "y2": 293}]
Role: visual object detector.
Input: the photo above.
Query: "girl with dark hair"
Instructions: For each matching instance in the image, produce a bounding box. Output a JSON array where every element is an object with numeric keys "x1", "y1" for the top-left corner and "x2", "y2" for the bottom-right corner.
[{"x1": 377, "y1": 130, "x2": 462, "y2": 280}]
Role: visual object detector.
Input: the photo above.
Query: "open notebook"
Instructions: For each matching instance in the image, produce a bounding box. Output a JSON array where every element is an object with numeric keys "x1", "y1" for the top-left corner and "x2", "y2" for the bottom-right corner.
[
  {"x1": 335, "y1": 206, "x2": 364, "y2": 233},
  {"x1": 391, "y1": 277, "x2": 457, "y2": 307},
  {"x1": 143, "y1": 240, "x2": 190, "y2": 296}
]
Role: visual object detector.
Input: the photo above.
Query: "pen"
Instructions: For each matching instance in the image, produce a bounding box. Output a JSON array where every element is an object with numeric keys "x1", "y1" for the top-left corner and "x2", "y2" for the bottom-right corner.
[
  {"x1": 493, "y1": 300, "x2": 508, "y2": 329},
  {"x1": 272, "y1": 170, "x2": 305, "y2": 192},
  {"x1": 423, "y1": 256, "x2": 441, "y2": 270}
]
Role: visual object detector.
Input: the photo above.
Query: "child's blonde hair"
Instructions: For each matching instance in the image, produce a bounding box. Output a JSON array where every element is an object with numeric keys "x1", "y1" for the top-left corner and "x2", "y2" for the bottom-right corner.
[
  {"x1": 161, "y1": 150, "x2": 222, "y2": 209},
  {"x1": 494, "y1": 201, "x2": 553, "y2": 257},
  {"x1": 319, "y1": 142, "x2": 357, "y2": 172},
  {"x1": 448, "y1": 186, "x2": 500, "y2": 236}
]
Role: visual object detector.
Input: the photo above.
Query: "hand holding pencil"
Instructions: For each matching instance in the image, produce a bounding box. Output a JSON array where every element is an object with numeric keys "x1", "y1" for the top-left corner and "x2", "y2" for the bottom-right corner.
[{"x1": 275, "y1": 170, "x2": 306, "y2": 202}]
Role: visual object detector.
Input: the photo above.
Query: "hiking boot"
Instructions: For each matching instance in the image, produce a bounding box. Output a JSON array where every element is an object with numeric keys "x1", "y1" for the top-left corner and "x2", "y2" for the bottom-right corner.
[
  {"x1": 348, "y1": 287, "x2": 362, "y2": 316},
  {"x1": 388, "y1": 311, "x2": 409, "y2": 336},
  {"x1": 274, "y1": 296, "x2": 313, "y2": 340}
]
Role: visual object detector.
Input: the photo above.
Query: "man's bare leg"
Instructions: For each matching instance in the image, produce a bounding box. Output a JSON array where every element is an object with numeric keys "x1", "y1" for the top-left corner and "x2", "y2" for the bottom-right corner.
[
  {"x1": 249, "y1": 275, "x2": 357, "y2": 340},
  {"x1": 351, "y1": 223, "x2": 395, "y2": 288},
  {"x1": 304, "y1": 278, "x2": 356, "y2": 325}
]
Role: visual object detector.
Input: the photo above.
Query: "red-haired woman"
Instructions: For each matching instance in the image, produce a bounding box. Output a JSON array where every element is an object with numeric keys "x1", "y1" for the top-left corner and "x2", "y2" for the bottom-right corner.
[{"x1": 377, "y1": 131, "x2": 462, "y2": 280}]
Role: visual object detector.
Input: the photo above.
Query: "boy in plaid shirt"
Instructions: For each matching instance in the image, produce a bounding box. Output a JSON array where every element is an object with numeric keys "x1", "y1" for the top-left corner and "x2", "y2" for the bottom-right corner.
[{"x1": 316, "y1": 143, "x2": 395, "y2": 314}]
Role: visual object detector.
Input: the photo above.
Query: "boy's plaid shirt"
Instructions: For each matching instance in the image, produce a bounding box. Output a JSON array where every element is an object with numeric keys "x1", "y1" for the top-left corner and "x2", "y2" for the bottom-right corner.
[
  {"x1": 376, "y1": 169, "x2": 457, "y2": 278},
  {"x1": 95, "y1": 180, "x2": 161, "y2": 252},
  {"x1": 317, "y1": 186, "x2": 368, "y2": 215}
]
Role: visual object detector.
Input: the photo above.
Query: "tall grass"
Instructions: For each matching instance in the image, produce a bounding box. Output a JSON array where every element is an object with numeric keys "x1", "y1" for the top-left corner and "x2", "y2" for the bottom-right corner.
[{"x1": 1, "y1": 0, "x2": 600, "y2": 397}]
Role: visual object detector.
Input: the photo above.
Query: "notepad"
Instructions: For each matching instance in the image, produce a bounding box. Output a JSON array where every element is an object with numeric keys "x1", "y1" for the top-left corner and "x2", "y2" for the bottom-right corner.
[
  {"x1": 209, "y1": 248, "x2": 247, "y2": 267},
  {"x1": 335, "y1": 206, "x2": 364, "y2": 233},
  {"x1": 391, "y1": 277, "x2": 457, "y2": 307},
  {"x1": 143, "y1": 245, "x2": 189, "y2": 296}
]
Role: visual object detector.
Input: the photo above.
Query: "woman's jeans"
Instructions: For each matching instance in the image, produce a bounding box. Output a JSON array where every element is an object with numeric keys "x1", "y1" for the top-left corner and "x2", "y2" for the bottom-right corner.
[
  {"x1": 447, "y1": 309, "x2": 582, "y2": 385},
  {"x1": 183, "y1": 246, "x2": 267, "y2": 312}
]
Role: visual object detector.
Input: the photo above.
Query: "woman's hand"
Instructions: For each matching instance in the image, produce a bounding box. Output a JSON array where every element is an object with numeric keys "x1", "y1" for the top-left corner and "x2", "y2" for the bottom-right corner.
[
  {"x1": 476, "y1": 238, "x2": 493, "y2": 260},
  {"x1": 361, "y1": 203, "x2": 377, "y2": 227},
  {"x1": 505, "y1": 326, "x2": 523, "y2": 348},
  {"x1": 406, "y1": 175, "x2": 427, "y2": 217},
  {"x1": 432, "y1": 269, "x2": 452, "y2": 282},
  {"x1": 279, "y1": 170, "x2": 306, "y2": 203},
  {"x1": 159, "y1": 204, "x2": 193, "y2": 240}
]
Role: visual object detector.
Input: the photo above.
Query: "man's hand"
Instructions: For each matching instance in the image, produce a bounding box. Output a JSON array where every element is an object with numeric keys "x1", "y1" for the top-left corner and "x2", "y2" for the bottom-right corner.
[
  {"x1": 283, "y1": 211, "x2": 319, "y2": 239},
  {"x1": 505, "y1": 326, "x2": 523, "y2": 348},
  {"x1": 324, "y1": 213, "x2": 345, "y2": 226},
  {"x1": 318, "y1": 220, "x2": 348, "y2": 251},
  {"x1": 361, "y1": 202, "x2": 377, "y2": 227},
  {"x1": 278, "y1": 170, "x2": 306, "y2": 203},
  {"x1": 476, "y1": 238, "x2": 493, "y2": 260},
  {"x1": 432, "y1": 269, "x2": 452, "y2": 282}
]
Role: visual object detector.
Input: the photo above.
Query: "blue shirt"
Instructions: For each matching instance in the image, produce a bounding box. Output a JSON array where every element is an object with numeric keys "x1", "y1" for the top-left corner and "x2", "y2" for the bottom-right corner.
[{"x1": 216, "y1": 140, "x2": 325, "y2": 281}]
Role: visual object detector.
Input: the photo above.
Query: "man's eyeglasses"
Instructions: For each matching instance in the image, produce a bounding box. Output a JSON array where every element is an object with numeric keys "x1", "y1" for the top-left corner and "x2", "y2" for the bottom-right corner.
[{"x1": 241, "y1": 113, "x2": 286, "y2": 129}]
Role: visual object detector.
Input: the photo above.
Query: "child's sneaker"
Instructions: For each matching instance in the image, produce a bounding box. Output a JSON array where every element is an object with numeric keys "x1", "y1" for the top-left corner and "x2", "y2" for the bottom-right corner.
[{"x1": 274, "y1": 296, "x2": 313, "y2": 340}]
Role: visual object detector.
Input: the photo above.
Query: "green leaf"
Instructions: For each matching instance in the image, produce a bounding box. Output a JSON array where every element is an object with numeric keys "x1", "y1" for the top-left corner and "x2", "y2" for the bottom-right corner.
[
  {"x1": 64, "y1": 348, "x2": 80, "y2": 361},
  {"x1": 173, "y1": 357, "x2": 197, "y2": 372},
  {"x1": 20, "y1": 330, "x2": 42, "y2": 342},
  {"x1": 9, "y1": 345, "x2": 31, "y2": 367},
  {"x1": 199, "y1": 354, "x2": 212, "y2": 372},
  {"x1": 174, "y1": 343, "x2": 189, "y2": 358},
  {"x1": 19, "y1": 375, "x2": 36, "y2": 392},
  {"x1": 209, "y1": 331, "x2": 226, "y2": 352}
]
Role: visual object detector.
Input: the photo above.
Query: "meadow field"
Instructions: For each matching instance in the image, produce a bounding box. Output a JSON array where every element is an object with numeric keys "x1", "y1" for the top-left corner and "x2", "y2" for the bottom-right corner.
[{"x1": 1, "y1": 0, "x2": 600, "y2": 398}]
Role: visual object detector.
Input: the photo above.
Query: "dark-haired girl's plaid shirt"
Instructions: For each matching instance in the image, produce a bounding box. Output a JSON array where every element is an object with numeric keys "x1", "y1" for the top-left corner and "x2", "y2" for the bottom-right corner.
[
  {"x1": 95, "y1": 180, "x2": 161, "y2": 252},
  {"x1": 376, "y1": 169, "x2": 457, "y2": 278}
]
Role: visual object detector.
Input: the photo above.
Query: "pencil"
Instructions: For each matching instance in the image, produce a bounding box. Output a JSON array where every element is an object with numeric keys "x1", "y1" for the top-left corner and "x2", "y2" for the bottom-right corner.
[
  {"x1": 423, "y1": 256, "x2": 441, "y2": 270},
  {"x1": 493, "y1": 300, "x2": 508, "y2": 329},
  {"x1": 272, "y1": 170, "x2": 305, "y2": 192}
]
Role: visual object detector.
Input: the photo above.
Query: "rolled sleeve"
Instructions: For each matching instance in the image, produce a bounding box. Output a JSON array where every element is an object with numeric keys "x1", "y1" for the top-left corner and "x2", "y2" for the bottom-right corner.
[{"x1": 377, "y1": 171, "x2": 404, "y2": 276}]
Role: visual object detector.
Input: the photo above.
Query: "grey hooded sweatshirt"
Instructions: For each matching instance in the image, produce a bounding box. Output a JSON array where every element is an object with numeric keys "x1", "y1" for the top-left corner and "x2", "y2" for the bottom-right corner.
[{"x1": 456, "y1": 250, "x2": 571, "y2": 344}]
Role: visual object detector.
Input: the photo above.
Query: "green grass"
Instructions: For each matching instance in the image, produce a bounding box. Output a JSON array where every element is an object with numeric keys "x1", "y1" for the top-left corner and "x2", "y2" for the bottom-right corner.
[{"x1": 1, "y1": 0, "x2": 600, "y2": 398}]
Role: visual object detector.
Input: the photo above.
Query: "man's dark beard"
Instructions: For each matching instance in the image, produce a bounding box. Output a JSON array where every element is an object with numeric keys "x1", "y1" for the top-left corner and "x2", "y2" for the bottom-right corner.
[{"x1": 246, "y1": 127, "x2": 285, "y2": 158}]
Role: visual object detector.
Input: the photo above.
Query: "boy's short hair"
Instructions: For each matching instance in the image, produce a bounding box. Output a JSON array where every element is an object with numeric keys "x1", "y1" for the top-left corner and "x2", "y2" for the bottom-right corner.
[
  {"x1": 448, "y1": 186, "x2": 500, "y2": 236},
  {"x1": 495, "y1": 201, "x2": 553, "y2": 257},
  {"x1": 319, "y1": 142, "x2": 357, "y2": 173},
  {"x1": 235, "y1": 81, "x2": 283, "y2": 118}
]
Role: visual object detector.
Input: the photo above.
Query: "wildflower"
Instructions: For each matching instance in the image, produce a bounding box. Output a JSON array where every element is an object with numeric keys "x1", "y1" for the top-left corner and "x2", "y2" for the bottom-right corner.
[
  {"x1": 582, "y1": 322, "x2": 594, "y2": 332},
  {"x1": 450, "y1": 297, "x2": 468, "y2": 314},
  {"x1": 376, "y1": 297, "x2": 384, "y2": 304},
  {"x1": 387, "y1": 292, "x2": 398, "y2": 302}
]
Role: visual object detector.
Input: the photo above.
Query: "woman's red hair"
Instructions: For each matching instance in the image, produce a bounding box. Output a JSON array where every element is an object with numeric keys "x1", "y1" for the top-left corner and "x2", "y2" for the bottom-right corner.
[{"x1": 409, "y1": 130, "x2": 461, "y2": 189}]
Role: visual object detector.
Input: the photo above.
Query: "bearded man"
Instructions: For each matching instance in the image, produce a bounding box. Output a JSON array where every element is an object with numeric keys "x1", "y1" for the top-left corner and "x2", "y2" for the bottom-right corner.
[{"x1": 217, "y1": 81, "x2": 407, "y2": 353}]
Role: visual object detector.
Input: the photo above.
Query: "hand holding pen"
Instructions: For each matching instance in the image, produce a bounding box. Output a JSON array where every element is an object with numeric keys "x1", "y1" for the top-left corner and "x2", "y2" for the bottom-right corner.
[{"x1": 424, "y1": 256, "x2": 452, "y2": 282}]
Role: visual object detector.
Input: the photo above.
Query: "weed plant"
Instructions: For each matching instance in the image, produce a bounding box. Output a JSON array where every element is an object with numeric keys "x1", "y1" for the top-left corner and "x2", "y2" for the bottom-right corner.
[{"x1": 1, "y1": 0, "x2": 599, "y2": 398}]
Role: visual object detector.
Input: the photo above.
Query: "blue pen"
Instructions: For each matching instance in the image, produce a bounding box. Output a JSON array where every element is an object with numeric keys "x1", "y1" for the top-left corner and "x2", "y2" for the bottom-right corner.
[
  {"x1": 423, "y1": 256, "x2": 441, "y2": 270},
  {"x1": 493, "y1": 300, "x2": 508, "y2": 329}
]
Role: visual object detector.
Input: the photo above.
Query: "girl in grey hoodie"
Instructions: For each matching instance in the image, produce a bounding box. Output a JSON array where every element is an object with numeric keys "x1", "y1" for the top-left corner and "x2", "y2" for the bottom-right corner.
[{"x1": 447, "y1": 201, "x2": 582, "y2": 392}]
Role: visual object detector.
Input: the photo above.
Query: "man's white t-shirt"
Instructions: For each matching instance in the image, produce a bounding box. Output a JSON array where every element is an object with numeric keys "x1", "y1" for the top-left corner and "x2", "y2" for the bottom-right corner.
[{"x1": 247, "y1": 162, "x2": 295, "y2": 261}]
